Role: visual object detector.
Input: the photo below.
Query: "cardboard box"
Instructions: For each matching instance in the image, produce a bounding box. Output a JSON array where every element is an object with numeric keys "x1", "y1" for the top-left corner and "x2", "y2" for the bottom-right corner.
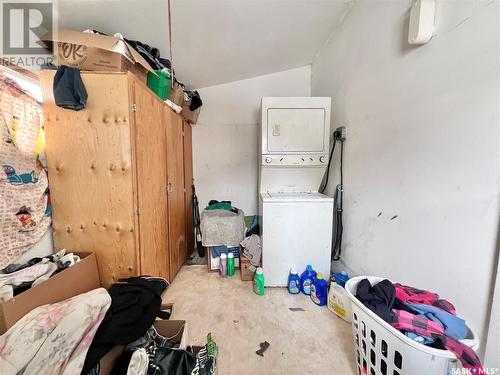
[
  {"x1": 100, "y1": 320, "x2": 187, "y2": 374},
  {"x1": 208, "y1": 247, "x2": 240, "y2": 272},
  {"x1": 40, "y1": 30, "x2": 154, "y2": 80},
  {"x1": 0, "y1": 252, "x2": 100, "y2": 334},
  {"x1": 100, "y1": 320, "x2": 188, "y2": 375},
  {"x1": 182, "y1": 102, "x2": 201, "y2": 125},
  {"x1": 168, "y1": 81, "x2": 184, "y2": 106},
  {"x1": 240, "y1": 255, "x2": 256, "y2": 281},
  {"x1": 99, "y1": 319, "x2": 217, "y2": 375}
]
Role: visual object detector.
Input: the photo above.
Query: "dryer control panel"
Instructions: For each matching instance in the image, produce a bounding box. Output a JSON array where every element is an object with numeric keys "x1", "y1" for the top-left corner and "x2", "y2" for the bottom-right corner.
[{"x1": 262, "y1": 154, "x2": 329, "y2": 166}]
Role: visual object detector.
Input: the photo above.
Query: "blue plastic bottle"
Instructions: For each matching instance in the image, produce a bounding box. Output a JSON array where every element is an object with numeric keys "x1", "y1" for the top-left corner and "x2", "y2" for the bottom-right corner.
[
  {"x1": 310, "y1": 272, "x2": 328, "y2": 306},
  {"x1": 300, "y1": 264, "x2": 317, "y2": 295},
  {"x1": 332, "y1": 271, "x2": 349, "y2": 288},
  {"x1": 287, "y1": 269, "x2": 301, "y2": 294}
]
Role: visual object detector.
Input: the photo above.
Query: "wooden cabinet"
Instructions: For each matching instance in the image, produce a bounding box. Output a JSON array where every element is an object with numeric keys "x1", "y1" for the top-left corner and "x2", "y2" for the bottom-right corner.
[{"x1": 40, "y1": 71, "x2": 193, "y2": 286}]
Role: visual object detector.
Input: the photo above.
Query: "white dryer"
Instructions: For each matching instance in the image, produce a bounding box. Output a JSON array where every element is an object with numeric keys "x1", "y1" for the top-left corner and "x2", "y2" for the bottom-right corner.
[{"x1": 259, "y1": 97, "x2": 333, "y2": 287}]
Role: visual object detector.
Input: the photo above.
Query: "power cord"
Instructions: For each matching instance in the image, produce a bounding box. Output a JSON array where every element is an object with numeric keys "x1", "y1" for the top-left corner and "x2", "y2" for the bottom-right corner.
[
  {"x1": 319, "y1": 128, "x2": 345, "y2": 261},
  {"x1": 332, "y1": 139, "x2": 344, "y2": 261},
  {"x1": 319, "y1": 138, "x2": 336, "y2": 194}
]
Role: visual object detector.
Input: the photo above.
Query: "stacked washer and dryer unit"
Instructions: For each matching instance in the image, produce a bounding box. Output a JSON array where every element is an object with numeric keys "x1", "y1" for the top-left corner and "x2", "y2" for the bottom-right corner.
[{"x1": 259, "y1": 97, "x2": 334, "y2": 287}]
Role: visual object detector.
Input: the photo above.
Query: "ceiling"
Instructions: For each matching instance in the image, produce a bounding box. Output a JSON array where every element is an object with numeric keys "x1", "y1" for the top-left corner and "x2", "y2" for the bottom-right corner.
[{"x1": 58, "y1": 0, "x2": 351, "y2": 88}]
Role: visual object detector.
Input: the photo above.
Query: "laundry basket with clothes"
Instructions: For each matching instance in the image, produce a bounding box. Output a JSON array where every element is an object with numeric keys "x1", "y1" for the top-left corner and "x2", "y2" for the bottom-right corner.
[{"x1": 345, "y1": 276, "x2": 482, "y2": 375}]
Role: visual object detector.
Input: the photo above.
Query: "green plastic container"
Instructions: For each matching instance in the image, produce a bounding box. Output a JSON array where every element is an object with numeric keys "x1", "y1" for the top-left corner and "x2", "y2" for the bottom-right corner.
[
  {"x1": 147, "y1": 70, "x2": 171, "y2": 100},
  {"x1": 253, "y1": 267, "x2": 265, "y2": 296},
  {"x1": 227, "y1": 252, "x2": 235, "y2": 277}
]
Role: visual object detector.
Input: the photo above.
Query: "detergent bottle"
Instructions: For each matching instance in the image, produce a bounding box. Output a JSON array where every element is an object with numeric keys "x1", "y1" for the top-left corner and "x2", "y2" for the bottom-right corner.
[
  {"x1": 219, "y1": 253, "x2": 227, "y2": 277},
  {"x1": 310, "y1": 272, "x2": 328, "y2": 306},
  {"x1": 227, "y1": 252, "x2": 235, "y2": 277},
  {"x1": 300, "y1": 264, "x2": 317, "y2": 295},
  {"x1": 287, "y1": 269, "x2": 301, "y2": 294},
  {"x1": 253, "y1": 267, "x2": 265, "y2": 296},
  {"x1": 328, "y1": 271, "x2": 352, "y2": 322}
]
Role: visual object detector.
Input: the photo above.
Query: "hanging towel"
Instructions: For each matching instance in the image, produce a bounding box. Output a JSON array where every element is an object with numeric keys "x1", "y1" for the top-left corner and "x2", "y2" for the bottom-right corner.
[
  {"x1": 53, "y1": 65, "x2": 88, "y2": 111},
  {"x1": 0, "y1": 74, "x2": 51, "y2": 268}
]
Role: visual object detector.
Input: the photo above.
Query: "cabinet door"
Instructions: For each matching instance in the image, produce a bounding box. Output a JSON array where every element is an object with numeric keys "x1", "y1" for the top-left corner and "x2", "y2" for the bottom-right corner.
[
  {"x1": 42, "y1": 71, "x2": 137, "y2": 287},
  {"x1": 131, "y1": 78, "x2": 170, "y2": 281},
  {"x1": 166, "y1": 110, "x2": 187, "y2": 279},
  {"x1": 183, "y1": 121, "x2": 195, "y2": 256}
]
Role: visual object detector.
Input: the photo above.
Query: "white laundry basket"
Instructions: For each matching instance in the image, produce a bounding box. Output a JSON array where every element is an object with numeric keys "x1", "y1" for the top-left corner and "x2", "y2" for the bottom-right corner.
[{"x1": 345, "y1": 276, "x2": 479, "y2": 375}]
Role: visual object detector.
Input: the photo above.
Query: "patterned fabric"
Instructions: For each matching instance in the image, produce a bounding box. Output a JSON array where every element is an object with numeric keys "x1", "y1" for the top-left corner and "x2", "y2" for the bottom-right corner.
[
  {"x1": 0, "y1": 288, "x2": 111, "y2": 374},
  {"x1": 391, "y1": 309, "x2": 482, "y2": 373},
  {"x1": 0, "y1": 72, "x2": 51, "y2": 268},
  {"x1": 127, "y1": 348, "x2": 148, "y2": 375},
  {"x1": 393, "y1": 283, "x2": 456, "y2": 314},
  {"x1": 0, "y1": 261, "x2": 53, "y2": 302}
]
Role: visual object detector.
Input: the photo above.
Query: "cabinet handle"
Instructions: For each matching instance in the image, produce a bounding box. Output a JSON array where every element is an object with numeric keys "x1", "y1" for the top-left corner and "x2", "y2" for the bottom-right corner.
[{"x1": 167, "y1": 182, "x2": 173, "y2": 193}]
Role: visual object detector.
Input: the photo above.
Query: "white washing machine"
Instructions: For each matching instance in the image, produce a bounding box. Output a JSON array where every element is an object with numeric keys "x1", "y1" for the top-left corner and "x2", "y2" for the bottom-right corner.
[{"x1": 259, "y1": 97, "x2": 333, "y2": 287}]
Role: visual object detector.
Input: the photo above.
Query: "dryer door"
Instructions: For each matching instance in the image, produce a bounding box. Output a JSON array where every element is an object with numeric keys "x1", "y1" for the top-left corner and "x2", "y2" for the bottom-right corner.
[{"x1": 266, "y1": 108, "x2": 326, "y2": 153}]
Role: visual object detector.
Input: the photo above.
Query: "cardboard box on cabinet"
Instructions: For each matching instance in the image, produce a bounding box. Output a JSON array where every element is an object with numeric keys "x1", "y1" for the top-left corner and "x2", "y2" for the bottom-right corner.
[
  {"x1": 168, "y1": 81, "x2": 185, "y2": 106},
  {"x1": 40, "y1": 30, "x2": 153, "y2": 80},
  {"x1": 0, "y1": 252, "x2": 101, "y2": 334},
  {"x1": 182, "y1": 101, "x2": 201, "y2": 125}
]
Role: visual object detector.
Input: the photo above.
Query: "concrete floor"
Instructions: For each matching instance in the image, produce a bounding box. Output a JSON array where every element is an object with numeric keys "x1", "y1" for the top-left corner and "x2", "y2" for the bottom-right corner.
[{"x1": 163, "y1": 265, "x2": 356, "y2": 375}]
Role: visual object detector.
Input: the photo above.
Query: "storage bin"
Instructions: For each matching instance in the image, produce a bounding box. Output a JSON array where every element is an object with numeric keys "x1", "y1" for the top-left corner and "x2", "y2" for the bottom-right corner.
[
  {"x1": 345, "y1": 276, "x2": 478, "y2": 375},
  {"x1": 0, "y1": 252, "x2": 100, "y2": 334},
  {"x1": 147, "y1": 70, "x2": 171, "y2": 100}
]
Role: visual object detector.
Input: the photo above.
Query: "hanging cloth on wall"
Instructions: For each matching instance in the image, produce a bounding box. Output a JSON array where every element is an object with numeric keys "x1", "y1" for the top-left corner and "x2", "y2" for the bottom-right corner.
[{"x1": 0, "y1": 71, "x2": 51, "y2": 268}]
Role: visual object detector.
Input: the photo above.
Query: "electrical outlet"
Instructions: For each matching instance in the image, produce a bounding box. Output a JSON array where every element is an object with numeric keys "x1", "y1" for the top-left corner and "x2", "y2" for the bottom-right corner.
[{"x1": 335, "y1": 126, "x2": 347, "y2": 141}]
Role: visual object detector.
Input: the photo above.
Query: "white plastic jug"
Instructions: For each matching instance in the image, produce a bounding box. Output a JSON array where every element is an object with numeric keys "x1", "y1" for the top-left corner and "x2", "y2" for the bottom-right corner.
[{"x1": 327, "y1": 281, "x2": 352, "y2": 323}]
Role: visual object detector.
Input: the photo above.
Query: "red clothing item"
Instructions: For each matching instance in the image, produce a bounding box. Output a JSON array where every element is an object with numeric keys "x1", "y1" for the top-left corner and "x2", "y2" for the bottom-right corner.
[
  {"x1": 394, "y1": 283, "x2": 456, "y2": 315},
  {"x1": 392, "y1": 309, "x2": 483, "y2": 373}
]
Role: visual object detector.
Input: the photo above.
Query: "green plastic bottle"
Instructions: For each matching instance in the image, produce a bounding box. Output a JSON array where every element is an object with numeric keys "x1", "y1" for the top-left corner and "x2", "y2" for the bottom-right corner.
[
  {"x1": 253, "y1": 267, "x2": 265, "y2": 296},
  {"x1": 227, "y1": 252, "x2": 235, "y2": 277}
]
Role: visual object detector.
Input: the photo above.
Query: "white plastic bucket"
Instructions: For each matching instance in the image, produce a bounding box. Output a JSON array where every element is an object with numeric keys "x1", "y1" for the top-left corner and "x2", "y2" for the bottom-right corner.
[{"x1": 345, "y1": 276, "x2": 479, "y2": 375}]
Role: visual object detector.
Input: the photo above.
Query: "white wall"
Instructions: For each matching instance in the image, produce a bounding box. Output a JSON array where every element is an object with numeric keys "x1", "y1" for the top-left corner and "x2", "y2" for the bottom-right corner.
[
  {"x1": 312, "y1": 0, "x2": 500, "y2": 359},
  {"x1": 485, "y1": 249, "x2": 500, "y2": 368},
  {"x1": 193, "y1": 66, "x2": 311, "y2": 216}
]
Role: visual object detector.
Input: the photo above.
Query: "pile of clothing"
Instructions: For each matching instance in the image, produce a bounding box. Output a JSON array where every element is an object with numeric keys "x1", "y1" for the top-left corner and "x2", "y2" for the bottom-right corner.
[
  {"x1": 0, "y1": 249, "x2": 79, "y2": 302},
  {"x1": 83, "y1": 30, "x2": 172, "y2": 73},
  {"x1": 356, "y1": 279, "x2": 482, "y2": 372},
  {"x1": 240, "y1": 215, "x2": 261, "y2": 272},
  {"x1": 205, "y1": 200, "x2": 239, "y2": 214},
  {"x1": 0, "y1": 276, "x2": 218, "y2": 375}
]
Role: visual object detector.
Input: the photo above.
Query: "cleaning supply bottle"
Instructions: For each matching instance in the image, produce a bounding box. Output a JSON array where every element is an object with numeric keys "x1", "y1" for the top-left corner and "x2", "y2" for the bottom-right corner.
[
  {"x1": 253, "y1": 267, "x2": 265, "y2": 296},
  {"x1": 328, "y1": 271, "x2": 352, "y2": 322},
  {"x1": 332, "y1": 271, "x2": 349, "y2": 287},
  {"x1": 287, "y1": 269, "x2": 301, "y2": 294},
  {"x1": 310, "y1": 272, "x2": 328, "y2": 306},
  {"x1": 227, "y1": 252, "x2": 235, "y2": 277},
  {"x1": 300, "y1": 264, "x2": 317, "y2": 295},
  {"x1": 219, "y1": 253, "x2": 227, "y2": 278}
]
